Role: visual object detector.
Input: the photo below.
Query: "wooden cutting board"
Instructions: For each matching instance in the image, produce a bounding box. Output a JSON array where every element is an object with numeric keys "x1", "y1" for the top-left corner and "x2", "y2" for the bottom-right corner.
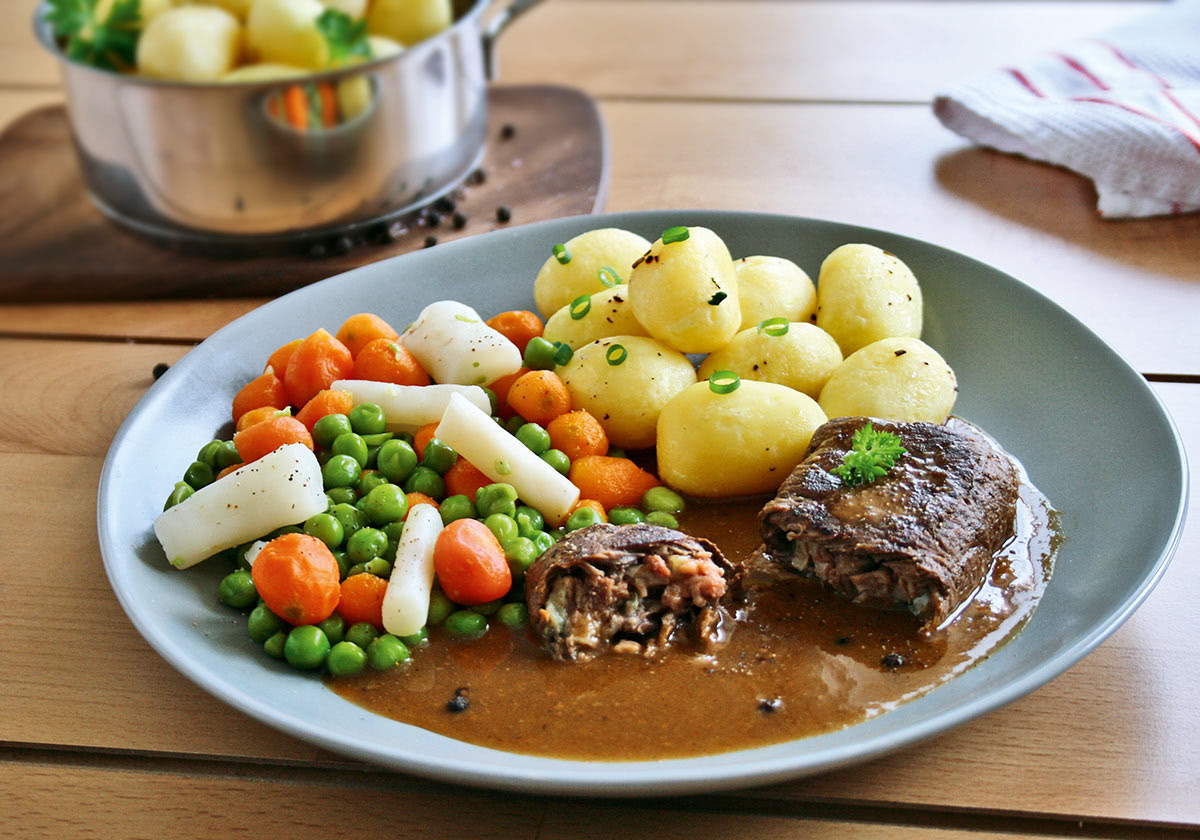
[{"x1": 0, "y1": 85, "x2": 606, "y2": 301}]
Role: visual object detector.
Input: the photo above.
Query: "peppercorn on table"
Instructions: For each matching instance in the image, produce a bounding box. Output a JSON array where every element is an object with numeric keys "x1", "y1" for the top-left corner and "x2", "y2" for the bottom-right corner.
[{"x1": 2, "y1": 1, "x2": 1199, "y2": 837}]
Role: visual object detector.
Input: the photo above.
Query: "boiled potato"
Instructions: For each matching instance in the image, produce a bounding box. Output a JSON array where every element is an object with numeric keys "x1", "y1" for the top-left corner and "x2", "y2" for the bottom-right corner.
[
  {"x1": 139, "y1": 0, "x2": 180, "y2": 24},
  {"x1": 321, "y1": 0, "x2": 367, "y2": 18},
  {"x1": 559, "y1": 336, "x2": 696, "y2": 450},
  {"x1": 196, "y1": 0, "x2": 252, "y2": 20},
  {"x1": 221, "y1": 62, "x2": 307, "y2": 82},
  {"x1": 368, "y1": 35, "x2": 405, "y2": 59},
  {"x1": 367, "y1": 0, "x2": 453, "y2": 46},
  {"x1": 337, "y1": 75, "x2": 373, "y2": 119},
  {"x1": 818, "y1": 337, "x2": 957, "y2": 423},
  {"x1": 137, "y1": 6, "x2": 242, "y2": 82},
  {"x1": 816, "y1": 244, "x2": 923, "y2": 356},
  {"x1": 735, "y1": 256, "x2": 817, "y2": 330},
  {"x1": 657, "y1": 379, "x2": 827, "y2": 498},
  {"x1": 698, "y1": 322, "x2": 842, "y2": 399},
  {"x1": 246, "y1": 0, "x2": 328, "y2": 70},
  {"x1": 543, "y1": 285, "x2": 648, "y2": 349},
  {"x1": 533, "y1": 229, "x2": 651, "y2": 317},
  {"x1": 628, "y1": 226, "x2": 740, "y2": 354}
]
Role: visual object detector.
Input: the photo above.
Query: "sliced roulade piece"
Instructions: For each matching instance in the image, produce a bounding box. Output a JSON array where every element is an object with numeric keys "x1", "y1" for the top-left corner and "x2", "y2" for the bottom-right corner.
[{"x1": 525, "y1": 524, "x2": 737, "y2": 661}]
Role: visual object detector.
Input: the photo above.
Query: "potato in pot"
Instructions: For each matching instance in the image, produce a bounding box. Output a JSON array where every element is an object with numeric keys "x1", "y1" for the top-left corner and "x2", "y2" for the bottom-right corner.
[
  {"x1": 735, "y1": 256, "x2": 817, "y2": 330},
  {"x1": 559, "y1": 336, "x2": 697, "y2": 450},
  {"x1": 657, "y1": 378, "x2": 827, "y2": 498},
  {"x1": 137, "y1": 6, "x2": 242, "y2": 82},
  {"x1": 697, "y1": 321, "x2": 842, "y2": 399},
  {"x1": 816, "y1": 244, "x2": 923, "y2": 356},
  {"x1": 818, "y1": 337, "x2": 957, "y2": 424},
  {"x1": 542, "y1": 284, "x2": 648, "y2": 349},
  {"x1": 246, "y1": 0, "x2": 328, "y2": 70},
  {"x1": 533, "y1": 229, "x2": 651, "y2": 318},
  {"x1": 629, "y1": 226, "x2": 741, "y2": 354},
  {"x1": 368, "y1": 0, "x2": 453, "y2": 46}
]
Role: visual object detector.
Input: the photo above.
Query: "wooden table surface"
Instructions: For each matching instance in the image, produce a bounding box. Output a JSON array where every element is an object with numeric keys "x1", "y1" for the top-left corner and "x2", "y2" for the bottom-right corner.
[{"x1": 3, "y1": 1, "x2": 1197, "y2": 837}]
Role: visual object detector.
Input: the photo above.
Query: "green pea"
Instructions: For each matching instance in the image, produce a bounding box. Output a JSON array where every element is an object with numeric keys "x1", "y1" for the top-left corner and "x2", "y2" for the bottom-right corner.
[
  {"x1": 645, "y1": 511, "x2": 679, "y2": 529},
  {"x1": 515, "y1": 422, "x2": 551, "y2": 454},
  {"x1": 317, "y1": 449, "x2": 334, "y2": 468},
  {"x1": 427, "y1": 590, "x2": 454, "y2": 625},
  {"x1": 504, "y1": 415, "x2": 526, "y2": 435},
  {"x1": 399, "y1": 626, "x2": 428, "y2": 647},
  {"x1": 497, "y1": 602, "x2": 528, "y2": 629},
  {"x1": 606, "y1": 448, "x2": 627, "y2": 460},
  {"x1": 522, "y1": 336, "x2": 558, "y2": 370},
  {"x1": 304, "y1": 512, "x2": 345, "y2": 549},
  {"x1": 332, "y1": 432, "x2": 369, "y2": 468},
  {"x1": 515, "y1": 505, "x2": 544, "y2": 537},
  {"x1": 550, "y1": 527, "x2": 568, "y2": 542},
  {"x1": 313, "y1": 414, "x2": 353, "y2": 450},
  {"x1": 326, "y1": 487, "x2": 357, "y2": 507},
  {"x1": 329, "y1": 503, "x2": 368, "y2": 541},
  {"x1": 377, "y1": 439, "x2": 419, "y2": 484},
  {"x1": 440, "y1": 494, "x2": 477, "y2": 525},
  {"x1": 345, "y1": 622, "x2": 379, "y2": 650},
  {"x1": 444, "y1": 610, "x2": 488, "y2": 640},
  {"x1": 481, "y1": 387, "x2": 499, "y2": 415},
  {"x1": 248, "y1": 603, "x2": 285, "y2": 643},
  {"x1": 323, "y1": 454, "x2": 363, "y2": 489},
  {"x1": 421, "y1": 438, "x2": 458, "y2": 474},
  {"x1": 540, "y1": 449, "x2": 571, "y2": 475},
  {"x1": 362, "y1": 483, "x2": 408, "y2": 525},
  {"x1": 235, "y1": 541, "x2": 256, "y2": 571},
  {"x1": 269, "y1": 524, "x2": 304, "y2": 539},
  {"x1": 327, "y1": 641, "x2": 367, "y2": 676},
  {"x1": 642, "y1": 486, "x2": 686, "y2": 515},
  {"x1": 349, "y1": 403, "x2": 387, "y2": 435},
  {"x1": 347, "y1": 527, "x2": 388, "y2": 564},
  {"x1": 608, "y1": 506, "x2": 646, "y2": 526},
  {"x1": 331, "y1": 549, "x2": 350, "y2": 579},
  {"x1": 472, "y1": 599, "x2": 503, "y2": 616},
  {"x1": 361, "y1": 432, "x2": 394, "y2": 447},
  {"x1": 566, "y1": 506, "x2": 602, "y2": 531},
  {"x1": 163, "y1": 481, "x2": 194, "y2": 511},
  {"x1": 263, "y1": 631, "x2": 287, "y2": 660},
  {"x1": 484, "y1": 513, "x2": 519, "y2": 545},
  {"x1": 502, "y1": 537, "x2": 537, "y2": 577},
  {"x1": 183, "y1": 460, "x2": 214, "y2": 490},
  {"x1": 475, "y1": 483, "x2": 518, "y2": 519},
  {"x1": 213, "y1": 440, "x2": 242, "y2": 470},
  {"x1": 367, "y1": 634, "x2": 410, "y2": 670},
  {"x1": 197, "y1": 440, "x2": 223, "y2": 468},
  {"x1": 362, "y1": 558, "x2": 392, "y2": 578},
  {"x1": 284, "y1": 625, "x2": 330, "y2": 670},
  {"x1": 356, "y1": 470, "x2": 390, "y2": 497},
  {"x1": 218, "y1": 569, "x2": 257, "y2": 609},
  {"x1": 404, "y1": 466, "x2": 445, "y2": 499},
  {"x1": 382, "y1": 520, "x2": 405, "y2": 561},
  {"x1": 317, "y1": 613, "x2": 346, "y2": 645},
  {"x1": 531, "y1": 531, "x2": 554, "y2": 555}
]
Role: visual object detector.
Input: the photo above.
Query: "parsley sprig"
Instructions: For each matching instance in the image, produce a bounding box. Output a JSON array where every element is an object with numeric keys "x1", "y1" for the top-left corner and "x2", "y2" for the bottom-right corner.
[
  {"x1": 830, "y1": 423, "x2": 907, "y2": 488},
  {"x1": 48, "y1": 0, "x2": 141, "y2": 72},
  {"x1": 316, "y1": 8, "x2": 372, "y2": 66}
]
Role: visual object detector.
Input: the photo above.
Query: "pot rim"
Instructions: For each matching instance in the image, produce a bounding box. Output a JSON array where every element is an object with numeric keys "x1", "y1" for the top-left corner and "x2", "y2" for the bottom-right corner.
[{"x1": 33, "y1": 0, "x2": 494, "y2": 91}]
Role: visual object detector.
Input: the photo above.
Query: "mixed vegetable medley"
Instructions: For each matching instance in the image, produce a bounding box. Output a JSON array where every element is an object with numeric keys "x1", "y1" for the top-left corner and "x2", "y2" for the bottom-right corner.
[{"x1": 156, "y1": 224, "x2": 959, "y2": 679}]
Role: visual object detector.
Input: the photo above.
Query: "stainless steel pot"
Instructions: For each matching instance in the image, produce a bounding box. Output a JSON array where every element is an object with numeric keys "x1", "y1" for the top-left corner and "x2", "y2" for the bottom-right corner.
[{"x1": 34, "y1": 0, "x2": 541, "y2": 245}]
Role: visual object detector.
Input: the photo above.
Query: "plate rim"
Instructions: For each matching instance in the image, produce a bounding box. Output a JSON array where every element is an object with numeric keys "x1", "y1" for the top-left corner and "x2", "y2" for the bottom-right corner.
[{"x1": 96, "y1": 208, "x2": 1190, "y2": 795}]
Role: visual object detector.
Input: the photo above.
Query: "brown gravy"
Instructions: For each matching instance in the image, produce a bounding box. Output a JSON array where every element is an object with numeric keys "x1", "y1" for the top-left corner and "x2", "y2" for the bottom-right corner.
[{"x1": 330, "y1": 481, "x2": 1056, "y2": 761}]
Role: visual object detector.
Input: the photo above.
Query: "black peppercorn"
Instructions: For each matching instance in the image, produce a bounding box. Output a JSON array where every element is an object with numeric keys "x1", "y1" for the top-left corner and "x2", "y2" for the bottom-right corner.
[
  {"x1": 757, "y1": 697, "x2": 783, "y2": 713},
  {"x1": 500, "y1": 123, "x2": 516, "y2": 139},
  {"x1": 434, "y1": 196, "x2": 456, "y2": 214},
  {"x1": 882, "y1": 652, "x2": 907, "y2": 668},
  {"x1": 469, "y1": 168, "x2": 487, "y2": 186},
  {"x1": 452, "y1": 211, "x2": 468, "y2": 230},
  {"x1": 152, "y1": 362, "x2": 170, "y2": 380},
  {"x1": 496, "y1": 205, "x2": 512, "y2": 223},
  {"x1": 424, "y1": 235, "x2": 438, "y2": 248},
  {"x1": 446, "y1": 687, "x2": 470, "y2": 713}
]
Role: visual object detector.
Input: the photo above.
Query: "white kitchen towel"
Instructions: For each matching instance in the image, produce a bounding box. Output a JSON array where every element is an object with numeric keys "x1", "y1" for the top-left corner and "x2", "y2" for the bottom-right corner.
[{"x1": 933, "y1": 0, "x2": 1200, "y2": 218}]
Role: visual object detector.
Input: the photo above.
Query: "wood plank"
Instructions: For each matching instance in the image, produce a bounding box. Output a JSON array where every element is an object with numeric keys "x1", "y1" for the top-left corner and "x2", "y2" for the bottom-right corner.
[
  {"x1": 0, "y1": 354, "x2": 1195, "y2": 823},
  {"x1": 0, "y1": 298, "x2": 264, "y2": 342}
]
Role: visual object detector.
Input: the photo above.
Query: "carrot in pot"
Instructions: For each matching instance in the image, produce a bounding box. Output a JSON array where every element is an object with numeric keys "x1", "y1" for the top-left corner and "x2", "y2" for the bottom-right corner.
[
  {"x1": 283, "y1": 84, "x2": 308, "y2": 131},
  {"x1": 317, "y1": 82, "x2": 339, "y2": 128},
  {"x1": 506, "y1": 370, "x2": 571, "y2": 425},
  {"x1": 485, "y1": 310, "x2": 544, "y2": 355},
  {"x1": 569, "y1": 456, "x2": 660, "y2": 511},
  {"x1": 295, "y1": 389, "x2": 355, "y2": 433},
  {"x1": 335, "y1": 313, "x2": 399, "y2": 359},
  {"x1": 547, "y1": 410, "x2": 609, "y2": 461},
  {"x1": 233, "y1": 415, "x2": 314, "y2": 464},
  {"x1": 353, "y1": 339, "x2": 431, "y2": 386},
  {"x1": 232, "y1": 372, "x2": 289, "y2": 424},
  {"x1": 252, "y1": 533, "x2": 340, "y2": 626},
  {"x1": 284, "y1": 328, "x2": 354, "y2": 408}
]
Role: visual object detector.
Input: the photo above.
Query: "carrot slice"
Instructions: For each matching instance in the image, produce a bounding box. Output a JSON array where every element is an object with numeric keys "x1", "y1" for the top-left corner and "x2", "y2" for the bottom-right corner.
[
  {"x1": 547, "y1": 410, "x2": 609, "y2": 461},
  {"x1": 485, "y1": 310, "x2": 543, "y2": 355},
  {"x1": 295, "y1": 389, "x2": 355, "y2": 433},
  {"x1": 336, "y1": 573, "x2": 390, "y2": 628},
  {"x1": 335, "y1": 313, "x2": 400, "y2": 359},
  {"x1": 232, "y1": 372, "x2": 288, "y2": 424},
  {"x1": 252, "y1": 533, "x2": 340, "y2": 625},
  {"x1": 443, "y1": 459, "x2": 492, "y2": 502},
  {"x1": 233, "y1": 415, "x2": 314, "y2": 464},
  {"x1": 568, "y1": 456, "x2": 660, "y2": 511},
  {"x1": 284, "y1": 328, "x2": 354, "y2": 408},
  {"x1": 507, "y1": 370, "x2": 571, "y2": 425},
  {"x1": 353, "y1": 339, "x2": 431, "y2": 386}
]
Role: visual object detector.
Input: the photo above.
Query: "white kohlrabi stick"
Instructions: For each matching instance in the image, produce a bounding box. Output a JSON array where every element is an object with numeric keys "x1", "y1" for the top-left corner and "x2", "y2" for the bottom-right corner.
[
  {"x1": 400, "y1": 300, "x2": 522, "y2": 385},
  {"x1": 154, "y1": 443, "x2": 326, "y2": 570},
  {"x1": 331, "y1": 380, "x2": 491, "y2": 433},
  {"x1": 436, "y1": 392, "x2": 580, "y2": 525},
  {"x1": 381, "y1": 503, "x2": 443, "y2": 637}
]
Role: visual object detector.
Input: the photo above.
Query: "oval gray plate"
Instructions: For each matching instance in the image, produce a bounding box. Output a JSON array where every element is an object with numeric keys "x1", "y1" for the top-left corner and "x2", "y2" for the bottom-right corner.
[{"x1": 98, "y1": 210, "x2": 1188, "y2": 795}]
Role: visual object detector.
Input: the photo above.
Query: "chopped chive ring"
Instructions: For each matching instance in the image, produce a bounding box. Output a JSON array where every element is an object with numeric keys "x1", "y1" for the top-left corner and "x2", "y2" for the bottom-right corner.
[
  {"x1": 569, "y1": 294, "x2": 592, "y2": 320},
  {"x1": 708, "y1": 291, "x2": 727, "y2": 306},
  {"x1": 494, "y1": 459, "x2": 512, "y2": 476},
  {"x1": 553, "y1": 341, "x2": 574, "y2": 366},
  {"x1": 553, "y1": 243, "x2": 571, "y2": 265},
  {"x1": 661, "y1": 226, "x2": 690, "y2": 244},
  {"x1": 757, "y1": 317, "x2": 789, "y2": 337},
  {"x1": 598, "y1": 266, "x2": 621, "y2": 287},
  {"x1": 708, "y1": 370, "x2": 740, "y2": 394},
  {"x1": 605, "y1": 344, "x2": 628, "y2": 366},
  {"x1": 454, "y1": 314, "x2": 477, "y2": 323}
]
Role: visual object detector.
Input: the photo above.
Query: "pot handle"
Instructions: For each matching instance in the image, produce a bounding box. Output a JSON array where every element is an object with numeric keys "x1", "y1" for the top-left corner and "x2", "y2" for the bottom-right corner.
[{"x1": 482, "y1": 0, "x2": 543, "y2": 80}]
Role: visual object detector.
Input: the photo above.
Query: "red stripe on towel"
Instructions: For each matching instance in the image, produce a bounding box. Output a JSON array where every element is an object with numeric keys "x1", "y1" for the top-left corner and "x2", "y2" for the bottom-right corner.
[
  {"x1": 1058, "y1": 53, "x2": 1111, "y2": 90},
  {"x1": 1091, "y1": 39, "x2": 1200, "y2": 131},
  {"x1": 1072, "y1": 96, "x2": 1200, "y2": 155},
  {"x1": 1007, "y1": 68, "x2": 1045, "y2": 98}
]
